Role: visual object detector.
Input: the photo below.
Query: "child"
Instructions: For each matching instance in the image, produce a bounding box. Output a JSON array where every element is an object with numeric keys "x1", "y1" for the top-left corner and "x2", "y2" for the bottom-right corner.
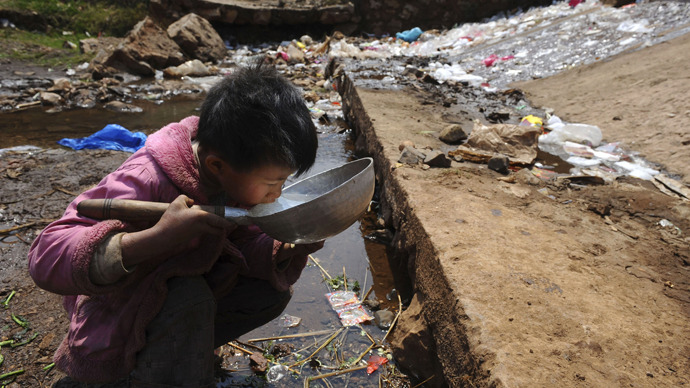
[{"x1": 28, "y1": 62, "x2": 324, "y2": 387}]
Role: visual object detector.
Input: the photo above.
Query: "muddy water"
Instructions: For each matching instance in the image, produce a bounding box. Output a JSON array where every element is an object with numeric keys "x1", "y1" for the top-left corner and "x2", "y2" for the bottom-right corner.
[
  {"x1": 1, "y1": 98, "x2": 402, "y2": 386},
  {"x1": 0, "y1": 96, "x2": 202, "y2": 149}
]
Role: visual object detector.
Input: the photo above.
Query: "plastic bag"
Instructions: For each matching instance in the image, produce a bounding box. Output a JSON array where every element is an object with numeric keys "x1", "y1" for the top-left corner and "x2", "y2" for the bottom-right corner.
[
  {"x1": 396, "y1": 27, "x2": 423, "y2": 43},
  {"x1": 58, "y1": 124, "x2": 147, "y2": 153}
]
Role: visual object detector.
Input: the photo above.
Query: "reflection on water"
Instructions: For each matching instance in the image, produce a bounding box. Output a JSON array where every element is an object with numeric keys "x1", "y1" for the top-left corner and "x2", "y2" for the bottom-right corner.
[{"x1": 271, "y1": 193, "x2": 318, "y2": 212}]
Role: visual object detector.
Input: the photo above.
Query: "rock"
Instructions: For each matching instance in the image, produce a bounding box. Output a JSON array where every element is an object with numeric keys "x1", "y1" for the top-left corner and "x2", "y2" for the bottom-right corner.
[
  {"x1": 249, "y1": 353, "x2": 269, "y2": 373},
  {"x1": 76, "y1": 98, "x2": 96, "y2": 109},
  {"x1": 374, "y1": 310, "x2": 395, "y2": 329},
  {"x1": 105, "y1": 17, "x2": 186, "y2": 76},
  {"x1": 486, "y1": 109, "x2": 512, "y2": 123},
  {"x1": 104, "y1": 101, "x2": 143, "y2": 113},
  {"x1": 163, "y1": 59, "x2": 212, "y2": 78},
  {"x1": 424, "y1": 150, "x2": 451, "y2": 168},
  {"x1": 398, "y1": 146, "x2": 426, "y2": 165},
  {"x1": 49, "y1": 78, "x2": 71, "y2": 91},
  {"x1": 439, "y1": 123, "x2": 469, "y2": 144},
  {"x1": 488, "y1": 155, "x2": 510, "y2": 174},
  {"x1": 363, "y1": 298, "x2": 381, "y2": 310},
  {"x1": 167, "y1": 13, "x2": 226, "y2": 63},
  {"x1": 40, "y1": 92, "x2": 62, "y2": 105},
  {"x1": 515, "y1": 168, "x2": 543, "y2": 186},
  {"x1": 389, "y1": 294, "x2": 443, "y2": 387},
  {"x1": 398, "y1": 140, "x2": 415, "y2": 151}
]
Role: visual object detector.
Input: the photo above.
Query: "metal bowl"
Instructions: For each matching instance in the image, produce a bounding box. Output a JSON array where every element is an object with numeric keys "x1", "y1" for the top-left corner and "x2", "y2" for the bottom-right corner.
[{"x1": 246, "y1": 157, "x2": 375, "y2": 244}]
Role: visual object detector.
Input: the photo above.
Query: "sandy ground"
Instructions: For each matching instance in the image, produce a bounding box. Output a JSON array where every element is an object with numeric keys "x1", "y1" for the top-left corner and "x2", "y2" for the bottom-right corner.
[
  {"x1": 512, "y1": 30, "x2": 690, "y2": 185},
  {"x1": 338, "y1": 30, "x2": 690, "y2": 387}
]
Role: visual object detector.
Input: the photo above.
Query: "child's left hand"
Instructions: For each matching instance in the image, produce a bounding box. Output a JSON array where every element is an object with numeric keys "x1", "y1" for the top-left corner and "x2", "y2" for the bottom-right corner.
[{"x1": 275, "y1": 241, "x2": 324, "y2": 271}]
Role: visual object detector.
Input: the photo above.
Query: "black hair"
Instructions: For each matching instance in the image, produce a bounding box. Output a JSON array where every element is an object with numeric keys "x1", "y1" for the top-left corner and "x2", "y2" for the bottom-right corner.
[{"x1": 196, "y1": 61, "x2": 318, "y2": 176}]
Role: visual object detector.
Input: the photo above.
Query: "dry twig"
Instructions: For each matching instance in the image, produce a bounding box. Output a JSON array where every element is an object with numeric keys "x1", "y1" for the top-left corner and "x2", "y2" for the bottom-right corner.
[
  {"x1": 309, "y1": 254, "x2": 332, "y2": 280},
  {"x1": 305, "y1": 365, "x2": 368, "y2": 386},
  {"x1": 248, "y1": 329, "x2": 335, "y2": 343}
]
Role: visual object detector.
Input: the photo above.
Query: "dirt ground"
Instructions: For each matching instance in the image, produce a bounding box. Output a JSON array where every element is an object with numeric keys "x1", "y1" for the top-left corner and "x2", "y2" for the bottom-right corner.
[
  {"x1": 1, "y1": 13, "x2": 690, "y2": 388},
  {"x1": 337, "y1": 31, "x2": 690, "y2": 386}
]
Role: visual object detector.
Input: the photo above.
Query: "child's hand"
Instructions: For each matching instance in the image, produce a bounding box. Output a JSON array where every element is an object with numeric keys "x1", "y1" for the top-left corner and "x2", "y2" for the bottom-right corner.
[
  {"x1": 275, "y1": 240, "x2": 325, "y2": 271},
  {"x1": 154, "y1": 195, "x2": 237, "y2": 249},
  {"x1": 121, "y1": 195, "x2": 238, "y2": 268}
]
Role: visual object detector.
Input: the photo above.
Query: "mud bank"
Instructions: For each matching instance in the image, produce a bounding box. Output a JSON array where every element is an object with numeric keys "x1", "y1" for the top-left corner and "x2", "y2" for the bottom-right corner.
[{"x1": 336, "y1": 63, "x2": 690, "y2": 386}]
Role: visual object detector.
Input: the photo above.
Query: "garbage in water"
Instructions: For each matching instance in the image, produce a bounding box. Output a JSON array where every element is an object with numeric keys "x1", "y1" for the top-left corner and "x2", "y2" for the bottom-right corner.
[
  {"x1": 277, "y1": 313, "x2": 302, "y2": 328},
  {"x1": 534, "y1": 114, "x2": 667, "y2": 182},
  {"x1": 396, "y1": 27, "x2": 423, "y2": 43},
  {"x1": 266, "y1": 364, "x2": 289, "y2": 383},
  {"x1": 366, "y1": 354, "x2": 389, "y2": 374},
  {"x1": 2, "y1": 1, "x2": 690, "y2": 386},
  {"x1": 326, "y1": 290, "x2": 373, "y2": 326}
]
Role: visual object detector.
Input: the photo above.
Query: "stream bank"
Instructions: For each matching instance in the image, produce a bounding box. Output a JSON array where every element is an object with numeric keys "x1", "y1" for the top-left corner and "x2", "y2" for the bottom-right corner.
[{"x1": 333, "y1": 25, "x2": 690, "y2": 385}]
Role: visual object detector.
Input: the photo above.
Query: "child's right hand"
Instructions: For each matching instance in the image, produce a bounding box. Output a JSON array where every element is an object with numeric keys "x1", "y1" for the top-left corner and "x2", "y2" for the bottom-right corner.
[
  {"x1": 121, "y1": 195, "x2": 237, "y2": 268},
  {"x1": 154, "y1": 195, "x2": 237, "y2": 250}
]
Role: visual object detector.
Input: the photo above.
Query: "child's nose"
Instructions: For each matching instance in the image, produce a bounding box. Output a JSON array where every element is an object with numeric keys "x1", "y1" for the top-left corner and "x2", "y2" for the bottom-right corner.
[{"x1": 266, "y1": 186, "x2": 282, "y2": 201}]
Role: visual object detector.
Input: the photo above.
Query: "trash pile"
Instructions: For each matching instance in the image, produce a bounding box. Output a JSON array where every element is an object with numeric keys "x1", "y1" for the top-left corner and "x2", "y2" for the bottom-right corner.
[
  {"x1": 311, "y1": 0, "x2": 690, "y2": 196},
  {"x1": 317, "y1": 1, "x2": 690, "y2": 90}
]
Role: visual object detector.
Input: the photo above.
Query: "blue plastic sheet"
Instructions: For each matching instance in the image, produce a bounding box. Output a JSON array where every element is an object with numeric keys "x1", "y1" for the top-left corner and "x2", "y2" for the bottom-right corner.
[
  {"x1": 58, "y1": 124, "x2": 147, "y2": 153},
  {"x1": 396, "y1": 27, "x2": 423, "y2": 43}
]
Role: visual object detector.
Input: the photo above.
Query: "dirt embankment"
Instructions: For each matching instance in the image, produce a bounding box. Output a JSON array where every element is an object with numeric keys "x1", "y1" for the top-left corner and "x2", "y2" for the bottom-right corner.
[{"x1": 337, "y1": 30, "x2": 690, "y2": 387}]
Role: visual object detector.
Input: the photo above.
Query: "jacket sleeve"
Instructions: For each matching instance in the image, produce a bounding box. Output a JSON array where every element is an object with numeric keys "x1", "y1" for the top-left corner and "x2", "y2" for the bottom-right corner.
[{"x1": 28, "y1": 159, "x2": 160, "y2": 296}]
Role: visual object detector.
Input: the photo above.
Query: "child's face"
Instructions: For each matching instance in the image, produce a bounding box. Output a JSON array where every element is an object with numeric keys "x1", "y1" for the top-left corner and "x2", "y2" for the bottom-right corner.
[{"x1": 219, "y1": 163, "x2": 295, "y2": 207}]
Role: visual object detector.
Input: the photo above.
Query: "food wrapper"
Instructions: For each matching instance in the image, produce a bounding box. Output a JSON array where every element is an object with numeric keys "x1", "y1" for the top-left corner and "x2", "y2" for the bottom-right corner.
[
  {"x1": 326, "y1": 291, "x2": 359, "y2": 311},
  {"x1": 325, "y1": 291, "x2": 373, "y2": 326},
  {"x1": 337, "y1": 305, "x2": 373, "y2": 326}
]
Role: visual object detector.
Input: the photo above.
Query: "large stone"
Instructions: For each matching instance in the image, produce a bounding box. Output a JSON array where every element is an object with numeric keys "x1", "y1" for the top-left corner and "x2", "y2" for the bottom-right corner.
[
  {"x1": 389, "y1": 294, "x2": 445, "y2": 387},
  {"x1": 167, "y1": 13, "x2": 226, "y2": 63},
  {"x1": 439, "y1": 123, "x2": 469, "y2": 144},
  {"x1": 423, "y1": 150, "x2": 451, "y2": 168},
  {"x1": 105, "y1": 17, "x2": 186, "y2": 76},
  {"x1": 399, "y1": 146, "x2": 426, "y2": 165}
]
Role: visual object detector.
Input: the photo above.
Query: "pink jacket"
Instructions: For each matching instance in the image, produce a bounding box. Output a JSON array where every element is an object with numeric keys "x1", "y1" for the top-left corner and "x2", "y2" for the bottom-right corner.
[{"x1": 27, "y1": 116, "x2": 307, "y2": 383}]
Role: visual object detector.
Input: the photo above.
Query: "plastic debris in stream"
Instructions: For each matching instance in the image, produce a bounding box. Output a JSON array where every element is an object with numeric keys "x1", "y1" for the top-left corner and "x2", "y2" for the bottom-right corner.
[
  {"x1": 326, "y1": 291, "x2": 373, "y2": 326},
  {"x1": 278, "y1": 313, "x2": 301, "y2": 328},
  {"x1": 366, "y1": 354, "x2": 389, "y2": 374},
  {"x1": 266, "y1": 364, "x2": 289, "y2": 383},
  {"x1": 58, "y1": 124, "x2": 147, "y2": 153}
]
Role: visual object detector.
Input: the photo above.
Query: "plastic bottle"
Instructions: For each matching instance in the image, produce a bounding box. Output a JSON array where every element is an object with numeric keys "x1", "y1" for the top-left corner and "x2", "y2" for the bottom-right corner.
[{"x1": 539, "y1": 123, "x2": 602, "y2": 147}]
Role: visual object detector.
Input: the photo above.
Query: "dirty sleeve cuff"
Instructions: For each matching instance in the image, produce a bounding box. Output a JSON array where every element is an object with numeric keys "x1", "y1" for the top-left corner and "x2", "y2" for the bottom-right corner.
[{"x1": 89, "y1": 232, "x2": 135, "y2": 285}]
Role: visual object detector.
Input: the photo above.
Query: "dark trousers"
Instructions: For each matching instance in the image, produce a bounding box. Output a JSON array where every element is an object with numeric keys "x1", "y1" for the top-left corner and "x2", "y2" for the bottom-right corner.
[{"x1": 129, "y1": 276, "x2": 291, "y2": 388}]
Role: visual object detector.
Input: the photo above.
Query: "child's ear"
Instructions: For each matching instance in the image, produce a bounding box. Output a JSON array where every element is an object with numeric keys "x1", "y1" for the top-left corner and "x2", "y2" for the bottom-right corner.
[{"x1": 204, "y1": 153, "x2": 227, "y2": 176}]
